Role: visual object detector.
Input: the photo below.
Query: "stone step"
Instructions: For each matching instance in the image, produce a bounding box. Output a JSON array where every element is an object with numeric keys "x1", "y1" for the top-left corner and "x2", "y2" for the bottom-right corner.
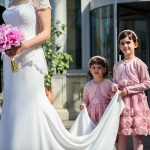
[
  {"x1": 128, "y1": 135, "x2": 150, "y2": 150},
  {"x1": 62, "y1": 120, "x2": 74, "y2": 129}
]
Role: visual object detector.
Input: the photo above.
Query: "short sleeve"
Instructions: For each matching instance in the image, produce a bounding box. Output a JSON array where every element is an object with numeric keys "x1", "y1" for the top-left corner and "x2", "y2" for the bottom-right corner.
[{"x1": 31, "y1": 0, "x2": 52, "y2": 10}]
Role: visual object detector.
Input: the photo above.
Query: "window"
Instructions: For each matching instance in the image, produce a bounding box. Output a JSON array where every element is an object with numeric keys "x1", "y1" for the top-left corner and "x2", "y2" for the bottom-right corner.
[
  {"x1": 67, "y1": 0, "x2": 82, "y2": 69},
  {"x1": 90, "y1": 5, "x2": 114, "y2": 77},
  {"x1": 0, "y1": 0, "x2": 9, "y2": 7}
]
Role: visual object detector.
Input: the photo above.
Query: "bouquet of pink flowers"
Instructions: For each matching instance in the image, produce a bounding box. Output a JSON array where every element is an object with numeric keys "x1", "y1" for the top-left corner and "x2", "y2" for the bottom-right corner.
[{"x1": 0, "y1": 24, "x2": 25, "y2": 72}]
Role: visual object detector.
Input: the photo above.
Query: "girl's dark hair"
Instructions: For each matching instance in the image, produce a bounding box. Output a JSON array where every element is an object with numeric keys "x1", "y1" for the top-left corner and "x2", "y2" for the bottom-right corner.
[
  {"x1": 118, "y1": 29, "x2": 139, "y2": 51},
  {"x1": 87, "y1": 56, "x2": 109, "y2": 78}
]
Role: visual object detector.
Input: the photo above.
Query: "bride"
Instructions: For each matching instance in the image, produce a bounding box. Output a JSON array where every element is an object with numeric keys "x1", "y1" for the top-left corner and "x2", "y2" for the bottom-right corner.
[{"x1": 0, "y1": 0, "x2": 124, "y2": 149}]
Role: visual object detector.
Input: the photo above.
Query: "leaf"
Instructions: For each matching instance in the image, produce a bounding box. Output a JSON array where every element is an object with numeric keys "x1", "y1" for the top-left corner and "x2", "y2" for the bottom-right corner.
[{"x1": 42, "y1": 20, "x2": 73, "y2": 89}]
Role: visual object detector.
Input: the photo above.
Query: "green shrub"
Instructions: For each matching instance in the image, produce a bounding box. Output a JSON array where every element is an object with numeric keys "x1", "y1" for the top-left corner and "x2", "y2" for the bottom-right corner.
[{"x1": 43, "y1": 20, "x2": 73, "y2": 90}]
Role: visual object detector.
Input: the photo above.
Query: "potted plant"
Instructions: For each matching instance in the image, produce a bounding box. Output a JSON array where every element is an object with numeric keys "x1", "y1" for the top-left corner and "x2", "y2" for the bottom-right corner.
[{"x1": 42, "y1": 20, "x2": 73, "y2": 103}]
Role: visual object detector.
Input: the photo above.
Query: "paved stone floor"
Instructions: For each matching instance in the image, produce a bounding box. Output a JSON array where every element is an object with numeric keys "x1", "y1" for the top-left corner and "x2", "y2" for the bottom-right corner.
[{"x1": 128, "y1": 135, "x2": 150, "y2": 150}]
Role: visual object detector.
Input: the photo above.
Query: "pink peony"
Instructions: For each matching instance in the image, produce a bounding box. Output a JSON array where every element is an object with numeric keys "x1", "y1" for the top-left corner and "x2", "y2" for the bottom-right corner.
[{"x1": 0, "y1": 24, "x2": 24, "y2": 52}]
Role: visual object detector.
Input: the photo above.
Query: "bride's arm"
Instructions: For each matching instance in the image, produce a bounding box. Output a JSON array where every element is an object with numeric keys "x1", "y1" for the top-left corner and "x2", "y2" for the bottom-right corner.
[
  {"x1": 5, "y1": 8, "x2": 51, "y2": 57},
  {"x1": 23, "y1": 8, "x2": 51, "y2": 50}
]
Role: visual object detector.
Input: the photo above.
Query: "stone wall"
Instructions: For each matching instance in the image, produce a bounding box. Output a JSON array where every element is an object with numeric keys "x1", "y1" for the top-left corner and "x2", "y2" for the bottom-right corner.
[{"x1": 52, "y1": 74, "x2": 89, "y2": 120}]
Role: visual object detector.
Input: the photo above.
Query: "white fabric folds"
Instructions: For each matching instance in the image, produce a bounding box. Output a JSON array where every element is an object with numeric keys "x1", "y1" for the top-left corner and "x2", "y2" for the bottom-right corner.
[
  {"x1": 0, "y1": 85, "x2": 123, "y2": 150},
  {"x1": 46, "y1": 91, "x2": 124, "y2": 150},
  {"x1": 69, "y1": 90, "x2": 124, "y2": 150}
]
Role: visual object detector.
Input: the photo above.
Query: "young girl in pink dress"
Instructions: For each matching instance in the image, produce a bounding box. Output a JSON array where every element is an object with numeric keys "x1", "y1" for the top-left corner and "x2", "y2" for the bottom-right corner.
[
  {"x1": 79, "y1": 56, "x2": 113, "y2": 125},
  {"x1": 113, "y1": 30, "x2": 150, "y2": 150}
]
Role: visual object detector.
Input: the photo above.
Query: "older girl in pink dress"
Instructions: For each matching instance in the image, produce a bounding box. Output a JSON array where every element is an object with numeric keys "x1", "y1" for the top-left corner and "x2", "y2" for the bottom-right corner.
[
  {"x1": 80, "y1": 56, "x2": 113, "y2": 125},
  {"x1": 113, "y1": 30, "x2": 150, "y2": 150}
]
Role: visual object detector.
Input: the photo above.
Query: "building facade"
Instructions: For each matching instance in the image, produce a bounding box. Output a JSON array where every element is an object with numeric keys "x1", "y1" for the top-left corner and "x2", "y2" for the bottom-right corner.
[{"x1": 1, "y1": 0, "x2": 150, "y2": 120}]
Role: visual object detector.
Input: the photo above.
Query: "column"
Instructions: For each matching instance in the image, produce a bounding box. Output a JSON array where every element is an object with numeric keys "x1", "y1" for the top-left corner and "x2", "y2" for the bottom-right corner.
[{"x1": 51, "y1": 0, "x2": 68, "y2": 120}]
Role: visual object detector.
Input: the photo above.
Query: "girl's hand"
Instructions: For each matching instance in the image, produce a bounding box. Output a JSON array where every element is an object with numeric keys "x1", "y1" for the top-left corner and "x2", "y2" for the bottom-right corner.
[
  {"x1": 113, "y1": 85, "x2": 119, "y2": 92},
  {"x1": 120, "y1": 88, "x2": 128, "y2": 96},
  {"x1": 79, "y1": 105, "x2": 84, "y2": 110}
]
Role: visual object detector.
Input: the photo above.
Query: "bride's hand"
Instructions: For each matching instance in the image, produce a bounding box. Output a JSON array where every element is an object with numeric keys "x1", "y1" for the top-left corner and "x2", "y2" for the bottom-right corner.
[
  {"x1": 5, "y1": 43, "x2": 26, "y2": 57},
  {"x1": 5, "y1": 45, "x2": 22, "y2": 57}
]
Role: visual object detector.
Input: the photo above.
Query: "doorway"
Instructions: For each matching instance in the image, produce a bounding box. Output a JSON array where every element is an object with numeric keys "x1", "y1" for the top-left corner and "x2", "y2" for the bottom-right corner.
[
  {"x1": 118, "y1": 2, "x2": 150, "y2": 101},
  {"x1": 118, "y1": 2, "x2": 150, "y2": 65}
]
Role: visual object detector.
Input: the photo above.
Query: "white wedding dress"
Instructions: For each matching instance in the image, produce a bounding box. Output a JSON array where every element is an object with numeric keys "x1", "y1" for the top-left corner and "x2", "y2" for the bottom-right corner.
[{"x1": 0, "y1": 0, "x2": 124, "y2": 150}]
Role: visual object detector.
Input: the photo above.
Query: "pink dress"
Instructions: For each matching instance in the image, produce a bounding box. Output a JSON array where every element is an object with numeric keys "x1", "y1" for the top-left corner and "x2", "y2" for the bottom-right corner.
[
  {"x1": 81, "y1": 79, "x2": 113, "y2": 125},
  {"x1": 113, "y1": 57, "x2": 150, "y2": 135}
]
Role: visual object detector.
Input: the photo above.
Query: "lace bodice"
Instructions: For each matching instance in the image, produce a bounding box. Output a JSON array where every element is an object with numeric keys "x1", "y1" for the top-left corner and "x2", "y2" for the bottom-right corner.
[
  {"x1": 2, "y1": 0, "x2": 51, "y2": 75},
  {"x1": 31, "y1": 0, "x2": 52, "y2": 10},
  {"x1": 9, "y1": 0, "x2": 51, "y2": 10}
]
